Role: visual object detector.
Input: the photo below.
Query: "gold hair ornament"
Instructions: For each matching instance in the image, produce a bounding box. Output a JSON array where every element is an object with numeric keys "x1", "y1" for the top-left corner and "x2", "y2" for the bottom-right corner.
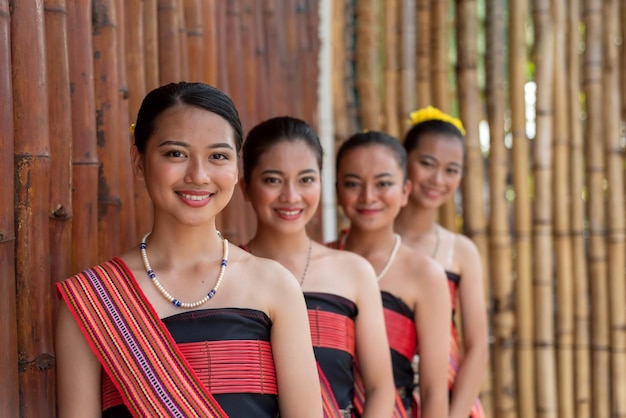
[
  {"x1": 408, "y1": 106, "x2": 466, "y2": 136},
  {"x1": 129, "y1": 123, "x2": 136, "y2": 134}
]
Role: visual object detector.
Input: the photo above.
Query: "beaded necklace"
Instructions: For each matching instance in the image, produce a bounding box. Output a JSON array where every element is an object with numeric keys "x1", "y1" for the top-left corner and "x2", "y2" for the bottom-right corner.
[
  {"x1": 375, "y1": 234, "x2": 401, "y2": 281},
  {"x1": 140, "y1": 231, "x2": 228, "y2": 309}
]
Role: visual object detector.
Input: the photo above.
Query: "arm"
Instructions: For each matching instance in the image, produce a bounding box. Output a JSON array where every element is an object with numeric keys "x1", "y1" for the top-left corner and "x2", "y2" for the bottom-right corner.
[
  {"x1": 269, "y1": 266, "x2": 323, "y2": 418},
  {"x1": 353, "y1": 260, "x2": 396, "y2": 418},
  {"x1": 449, "y1": 236, "x2": 489, "y2": 418},
  {"x1": 414, "y1": 259, "x2": 451, "y2": 418},
  {"x1": 55, "y1": 303, "x2": 101, "y2": 418}
]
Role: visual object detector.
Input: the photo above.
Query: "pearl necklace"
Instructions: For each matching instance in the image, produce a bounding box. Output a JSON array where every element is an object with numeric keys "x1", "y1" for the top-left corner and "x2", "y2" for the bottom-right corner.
[
  {"x1": 376, "y1": 234, "x2": 401, "y2": 281},
  {"x1": 299, "y1": 238, "x2": 313, "y2": 286},
  {"x1": 140, "y1": 231, "x2": 228, "y2": 309}
]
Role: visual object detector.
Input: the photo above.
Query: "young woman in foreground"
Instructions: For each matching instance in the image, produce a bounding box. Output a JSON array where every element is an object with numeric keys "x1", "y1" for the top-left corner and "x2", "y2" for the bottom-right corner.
[
  {"x1": 241, "y1": 116, "x2": 395, "y2": 417},
  {"x1": 395, "y1": 107, "x2": 488, "y2": 418},
  {"x1": 55, "y1": 82, "x2": 322, "y2": 418},
  {"x1": 332, "y1": 131, "x2": 451, "y2": 418}
]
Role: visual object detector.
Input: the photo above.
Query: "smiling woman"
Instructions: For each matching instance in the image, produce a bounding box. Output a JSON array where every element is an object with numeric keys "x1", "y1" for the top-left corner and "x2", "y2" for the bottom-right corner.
[
  {"x1": 241, "y1": 116, "x2": 396, "y2": 417},
  {"x1": 54, "y1": 82, "x2": 323, "y2": 418}
]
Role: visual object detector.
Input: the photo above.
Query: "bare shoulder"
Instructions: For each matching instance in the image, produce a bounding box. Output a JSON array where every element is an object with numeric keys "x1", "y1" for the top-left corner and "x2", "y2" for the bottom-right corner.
[
  {"x1": 406, "y1": 246, "x2": 446, "y2": 286},
  {"x1": 230, "y1": 244, "x2": 299, "y2": 289},
  {"x1": 454, "y1": 232, "x2": 481, "y2": 258},
  {"x1": 320, "y1": 245, "x2": 377, "y2": 277}
]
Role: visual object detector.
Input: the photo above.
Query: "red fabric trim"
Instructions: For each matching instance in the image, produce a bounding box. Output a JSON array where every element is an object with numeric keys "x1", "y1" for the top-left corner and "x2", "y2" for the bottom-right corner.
[{"x1": 308, "y1": 309, "x2": 356, "y2": 357}]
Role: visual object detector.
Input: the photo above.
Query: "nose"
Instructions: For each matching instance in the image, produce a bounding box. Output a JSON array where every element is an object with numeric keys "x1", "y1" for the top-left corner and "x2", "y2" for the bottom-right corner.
[
  {"x1": 359, "y1": 184, "x2": 375, "y2": 203},
  {"x1": 279, "y1": 181, "x2": 299, "y2": 203},
  {"x1": 429, "y1": 168, "x2": 444, "y2": 186},
  {"x1": 184, "y1": 158, "x2": 210, "y2": 185}
]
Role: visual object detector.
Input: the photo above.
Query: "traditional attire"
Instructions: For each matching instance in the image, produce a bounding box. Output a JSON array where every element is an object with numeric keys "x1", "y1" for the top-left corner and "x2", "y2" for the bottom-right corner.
[
  {"x1": 305, "y1": 292, "x2": 358, "y2": 417},
  {"x1": 56, "y1": 258, "x2": 279, "y2": 418},
  {"x1": 446, "y1": 271, "x2": 485, "y2": 418}
]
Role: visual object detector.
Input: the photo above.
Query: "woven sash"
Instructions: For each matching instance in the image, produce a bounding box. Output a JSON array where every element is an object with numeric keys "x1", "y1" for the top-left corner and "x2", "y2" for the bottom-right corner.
[
  {"x1": 56, "y1": 258, "x2": 228, "y2": 418},
  {"x1": 308, "y1": 309, "x2": 355, "y2": 418}
]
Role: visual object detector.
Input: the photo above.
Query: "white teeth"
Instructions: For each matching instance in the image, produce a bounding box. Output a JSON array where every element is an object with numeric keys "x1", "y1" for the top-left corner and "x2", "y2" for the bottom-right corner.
[
  {"x1": 276, "y1": 209, "x2": 300, "y2": 216},
  {"x1": 180, "y1": 193, "x2": 210, "y2": 201}
]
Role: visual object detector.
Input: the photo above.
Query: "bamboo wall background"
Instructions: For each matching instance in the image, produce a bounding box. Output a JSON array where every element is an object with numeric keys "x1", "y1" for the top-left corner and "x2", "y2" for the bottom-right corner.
[{"x1": 1, "y1": 1, "x2": 625, "y2": 417}]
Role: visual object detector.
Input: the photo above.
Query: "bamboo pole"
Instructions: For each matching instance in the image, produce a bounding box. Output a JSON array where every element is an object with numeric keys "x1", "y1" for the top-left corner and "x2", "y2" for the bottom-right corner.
[
  {"x1": 201, "y1": 0, "x2": 217, "y2": 86},
  {"x1": 263, "y1": 0, "x2": 289, "y2": 116},
  {"x1": 176, "y1": 0, "x2": 189, "y2": 81},
  {"x1": 602, "y1": 0, "x2": 626, "y2": 414},
  {"x1": 240, "y1": 0, "x2": 256, "y2": 127},
  {"x1": 225, "y1": 0, "x2": 245, "y2": 122},
  {"x1": 432, "y1": 0, "x2": 457, "y2": 233},
  {"x1": 143, "y1": 0, "x2": 159, "y2": 90},
  {"x1": 44, "y1": 0, "x2": 73, "y2": 295},
  {"x1": 0, "y1": 0, "x2": 19, "y2": 415},
  {"x1": 383, "y1": 0, "x2": 400, "y2": 138},
  {"x1": 551, "y1": 1, "x2": 575, "y2": 416},
  {"x1": 455, "y1": 2, "x2": 492, "y2": 416},
  {"x1": 93, "y1": 0, "x2": 122, "y2": 261},
  {"x1": 284, "y1": 0, "x2": 300, "y2": 118},
  {"x1": 355, "y1": 0, "x2": 382, "y2": 130},
  {"x1": 621, "y1": 1, "x2": 626, "y2": 134},
  {"x1": 67, "y1": 0, "x2": 99, "y2": 273},
  {"x1": 116, "y1": 0, "x2": 137, "y2": 252},
  {"x1": 583, "y1": 1, "x2": 610, "y2": 416},
  {"x1": 11, "y1": 1, "x2": 55, "y2": 415},
  {"x1": 124, "y1": 0, "x2": 152, "y2": 240},
  {"x1": 343, "y1": 0, "x2": 359, "y2": 135},
  {"x1": 214, "y1": 0, "x2": 229, "y2": 93},
  {"x1": 532, "y1": 1, "x2": 558, "y2": 416},
  {"x1": 415, "y1": 0, "x2": 431, "y2": 108},
  {"x1": 566, "y1": 1, "x2": 590, "y2": 416},
  {"x1": 399, "y1": 0, "x2": 415, "y2": 135},
  {"x1": 251, "y1": 1, "x2": 269, "y2": 121},
  {"x1": 184, "y1": 0, "x2": 203, "y2": 82},
  {"x1": 157, "y1": 0, "x2": 181, "y2": 84},
  {"x1": 509, "y1": 0, "x2": 534, "y2": 415},
  {"x1": 331, "y1": 0, "x2": 349, "y2": 139},
  {"x1": 299, "y1": 0, "x2": 320, "y2": 125},
  {"x1": 486, "y1": 0, "x2": 515, "y2": 416}
]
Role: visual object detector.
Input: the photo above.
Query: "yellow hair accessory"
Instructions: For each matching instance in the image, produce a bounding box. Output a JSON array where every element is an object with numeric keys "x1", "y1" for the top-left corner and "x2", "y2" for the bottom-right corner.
[
  {"x1": 129, "y1": 123, "x2": 136, "y2": 134},
  {"x1": 408, "y1": 106, "x2": 466, "y2": 136}
]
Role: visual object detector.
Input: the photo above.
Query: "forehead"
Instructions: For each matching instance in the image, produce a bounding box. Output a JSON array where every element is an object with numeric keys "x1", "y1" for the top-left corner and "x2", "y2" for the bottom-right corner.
[
  {"x1": 339, "y1": 144, "x2": 402, "y2": 174},
  {"x1": 151, "y1": 105, "x2": 235, "y2": 144},
  {"x1": 255, "y1": 139, "x2": 319, "y2": 170},
  {"x1": 411, "y1": 132, "x2": 463, "y2": 158}
]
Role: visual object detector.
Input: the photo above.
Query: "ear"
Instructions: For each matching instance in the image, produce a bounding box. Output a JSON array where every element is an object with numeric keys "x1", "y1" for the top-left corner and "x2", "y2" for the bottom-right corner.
[
  {"x1": 131, "y1": 145, "x2": 145, "y2": 181},
  {"x1": 400, "y1": 179, "x2": 412, "y2": 207}
]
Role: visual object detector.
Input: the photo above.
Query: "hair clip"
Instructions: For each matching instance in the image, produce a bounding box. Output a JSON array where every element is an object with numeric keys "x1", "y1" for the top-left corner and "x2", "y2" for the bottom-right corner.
[{"x1": 408, "y1": 106, "x2": 466, "y2": 136}]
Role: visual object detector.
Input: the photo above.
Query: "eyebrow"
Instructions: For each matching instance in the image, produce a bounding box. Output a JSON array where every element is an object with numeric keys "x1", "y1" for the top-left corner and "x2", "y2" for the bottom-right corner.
[
  {"x1": 420, "y1": 155, "x2": 463, "y2": 167},
  {"x1": 341, "y1": 172, "x2": 393, "y2": 179},
  {"x1": 261, "y1": 168, "x2": 318, "y2": 175},
  {"x1": 157, "y1": 140, "x2": 234, "y2": 150}
]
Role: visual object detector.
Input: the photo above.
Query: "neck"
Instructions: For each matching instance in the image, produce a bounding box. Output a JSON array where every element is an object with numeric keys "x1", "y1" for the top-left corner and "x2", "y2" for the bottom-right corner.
[
  {"x1": 395, "y1": 199, "x2": 439, "y2": 236},
  {"x1": 343, "y1": 225, "x2": 396, "y2": 257},
  {"x1": 144, "y1": 219, "x2": 224, "y2": 268},
  {"x1": 247, "y1": 223, "x2": 311, "y2": 278}
]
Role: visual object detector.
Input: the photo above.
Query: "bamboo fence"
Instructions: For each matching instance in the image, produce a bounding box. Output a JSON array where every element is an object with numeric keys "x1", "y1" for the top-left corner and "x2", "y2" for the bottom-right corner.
[{"x1": 3, "y1": 1, "x2": 626, "y2": 417}]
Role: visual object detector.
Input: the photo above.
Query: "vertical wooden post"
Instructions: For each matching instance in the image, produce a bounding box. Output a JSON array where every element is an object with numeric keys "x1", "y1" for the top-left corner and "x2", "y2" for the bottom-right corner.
[
  {"x1": 415, "y1": 0, "x2": 431, "y2": 108},
  {"x1": 11, "y1": 1, "x2": 55, "y2": 415},
  {"x1": 432, "y1": 0, "x2": 456, "y2": 232},
  {"x1": 552, "y1": 1, "x2": 575, "y2": 416},
  {"x1": 486, "y1": 0, "x2": 516, "y2": 416},
  {"x1": 583, "y1": 1, "x2": 610, "y2": 416},
  {"x1": 143, "y1": 0, "x2": 160, "y2": 90},
  {"x1": 125, "y1": 0, "x2": 152, "y2": 239},
  {"x1": 115, "y1": 0, "x2": 137, "y2": 252},
  {"x1": 531, "y1": 1, "x2": 558, "y2": 416},
  {"x1": 44, "y1": 0, "x2": 74, "y2": 321},
  {"x1": 93, "y1": 0, "x2": 122, "y2": 261},
  {"x1": 383, "y1": 0, "x2": 400, "y2": 138},
  {"x1": 602, "y1": 0, "x2": 626, "y2": 414},
  {"x1": 399, "y1": 0, "x2": 415, "y2": 134},
  {"x1": 67, "y1": 0, "x2": 99, "y2": 273},
  {"x1": 354, "y1": 0, "x2": 382, "y2": 130},
  {"x1": 201, "y1": 0, "x2": 218, "y2": 86},
  {"x1": 0, "y1": 0, "x2": 19, "y2": 415},
  {"x1": 509, "y1": 0, "x2": 534, "y2": 415},
  {"x1": 184, "y1": 0, "x2": 204, "y2": 82},
  {"x1": 566, "y1": 1, "x2": 590, "y2": 416},
  {"x1": 158, "y1": 0, "x2": 181, "y2": 84}
]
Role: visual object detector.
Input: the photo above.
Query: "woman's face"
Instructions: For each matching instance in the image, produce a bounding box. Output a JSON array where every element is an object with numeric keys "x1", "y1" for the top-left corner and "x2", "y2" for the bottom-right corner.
[
  {"x1": 336, "y1": 144, "x2": 410, "y2": 231},
  {"x1": 244, "y1": 139, "x2": 321, "y2": 235},
  {"x1": 406, "y1": 133, "x2": 463, "y2": 210},
  {"x1": 132, "y1": 104, "x2": 239, "y2": 227}
]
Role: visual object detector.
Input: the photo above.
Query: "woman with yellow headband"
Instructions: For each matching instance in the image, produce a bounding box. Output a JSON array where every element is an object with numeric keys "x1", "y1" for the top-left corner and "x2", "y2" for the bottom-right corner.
[{"x1": 394, "y1": 106, "x2": 488, "y2": 418}]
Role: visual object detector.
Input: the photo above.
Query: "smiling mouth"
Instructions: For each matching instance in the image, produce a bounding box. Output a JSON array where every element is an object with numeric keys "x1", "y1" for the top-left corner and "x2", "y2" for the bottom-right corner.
[
  {"x1": 178, "y1": 192, "x2": 213, "y2": 201},
  {"x1": 275, "y1": 209, "x2": 302, "y2": 216}
]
